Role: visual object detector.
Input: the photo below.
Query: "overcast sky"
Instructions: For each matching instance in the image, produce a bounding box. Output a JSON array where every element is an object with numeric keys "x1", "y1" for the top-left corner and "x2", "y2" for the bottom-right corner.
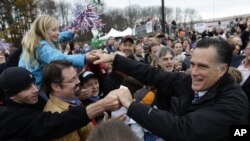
[{"x1": 102, "y1": 0, "x2": 250, "y2": 20}]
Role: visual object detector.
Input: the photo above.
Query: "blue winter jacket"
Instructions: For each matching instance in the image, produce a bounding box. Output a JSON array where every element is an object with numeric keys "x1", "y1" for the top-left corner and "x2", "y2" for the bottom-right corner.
[{"x1": 18, "y1": 31, "x2": 86, "y2": 87}]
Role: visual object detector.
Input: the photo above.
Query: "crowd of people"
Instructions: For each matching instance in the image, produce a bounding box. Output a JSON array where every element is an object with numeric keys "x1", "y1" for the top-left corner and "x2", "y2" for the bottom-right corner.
[{"x1": 0, "y1": 14, "x2": 249, "y2": 141}]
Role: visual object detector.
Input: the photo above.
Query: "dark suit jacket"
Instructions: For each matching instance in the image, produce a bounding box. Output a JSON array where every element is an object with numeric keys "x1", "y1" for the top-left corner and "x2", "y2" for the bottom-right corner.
[{"x1": 113, "y1": 55, "x2": 248, "y2": 141}]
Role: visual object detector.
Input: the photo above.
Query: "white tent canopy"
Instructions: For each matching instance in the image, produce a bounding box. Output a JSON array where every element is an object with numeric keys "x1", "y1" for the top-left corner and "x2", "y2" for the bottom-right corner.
[
  {"x1": 121, "y1": 27, "x2": 133, "y2": 36},
  {"x1": 99, "y1": 28, "x2": 133, "y2": 40}
]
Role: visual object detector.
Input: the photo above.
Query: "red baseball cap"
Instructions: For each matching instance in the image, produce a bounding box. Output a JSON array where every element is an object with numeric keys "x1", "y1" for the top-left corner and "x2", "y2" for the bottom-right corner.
[{"x1": 122, "y1": 35, "x2": 134, "y2": 44}]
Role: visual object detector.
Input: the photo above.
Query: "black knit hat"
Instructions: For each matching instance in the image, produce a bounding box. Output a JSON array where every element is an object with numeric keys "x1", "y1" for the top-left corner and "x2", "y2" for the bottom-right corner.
[{"x1": 0, "y1": 67, "x2": 35, "y2": 98}]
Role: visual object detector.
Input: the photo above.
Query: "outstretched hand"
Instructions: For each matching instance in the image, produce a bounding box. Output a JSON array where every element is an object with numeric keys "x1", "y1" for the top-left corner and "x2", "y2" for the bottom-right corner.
[
  {"x1": 92, "y1": 52, "x2": 115, "y2": 65},
  {"x1": 86, "y1": 50, "x2": 99, "y2": 62}
]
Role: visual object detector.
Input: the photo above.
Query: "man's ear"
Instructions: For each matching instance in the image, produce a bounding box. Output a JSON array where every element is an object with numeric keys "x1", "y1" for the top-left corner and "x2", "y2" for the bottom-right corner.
[
  {"x1": 9, "y1": 95, "x2": 21, "y2": 103},
  {"x1": 51, "y1": 83, "x2": 62, "y2": 92},
  {"x1": 219, "y1": 64, "x2": 228, "y2": 77}
]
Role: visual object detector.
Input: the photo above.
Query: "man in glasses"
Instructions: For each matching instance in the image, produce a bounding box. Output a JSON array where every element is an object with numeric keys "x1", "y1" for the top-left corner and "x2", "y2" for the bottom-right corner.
[{"x1": 42, "y1": 60, "x2": 122, "y2": 140}]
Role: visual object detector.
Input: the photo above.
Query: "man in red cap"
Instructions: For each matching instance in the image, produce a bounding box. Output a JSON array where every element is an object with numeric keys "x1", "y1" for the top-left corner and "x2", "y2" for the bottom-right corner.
[{"x1": 119, "y1": 35, "x2": 136, "y2": 58}]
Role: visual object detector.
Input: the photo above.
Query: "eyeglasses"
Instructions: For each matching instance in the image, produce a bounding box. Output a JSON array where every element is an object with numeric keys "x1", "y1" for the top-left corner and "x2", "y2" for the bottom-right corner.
[{"x1": 60, "y1": 75, "x2": 79, "y2": 84}]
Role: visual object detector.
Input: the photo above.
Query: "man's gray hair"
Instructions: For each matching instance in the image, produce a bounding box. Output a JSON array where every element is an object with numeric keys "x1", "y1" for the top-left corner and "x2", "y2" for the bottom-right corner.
[{"x1": 156, "y1": 46, "x2": 175, "y2": 60}]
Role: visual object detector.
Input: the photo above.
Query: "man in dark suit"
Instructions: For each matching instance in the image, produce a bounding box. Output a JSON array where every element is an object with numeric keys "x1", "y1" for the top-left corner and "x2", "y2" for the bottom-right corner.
[{"x1": 93, "y1": 38, "x2": 249, "y2": 141}]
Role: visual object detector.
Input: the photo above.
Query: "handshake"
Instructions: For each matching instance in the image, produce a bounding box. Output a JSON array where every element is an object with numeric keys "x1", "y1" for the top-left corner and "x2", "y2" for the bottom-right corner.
[
  {"x1": 85, "y1": 85, "x2": 156, "y2": 120},
  {"x1": 98, "y1": 85, "x2": 156, "y2": 112},
  {"x1": 85, "y1": 85, "x2": 133, "y2": 120},
  {"x1": 101, "y1": 86, "x2": 133, "y2": 111}
]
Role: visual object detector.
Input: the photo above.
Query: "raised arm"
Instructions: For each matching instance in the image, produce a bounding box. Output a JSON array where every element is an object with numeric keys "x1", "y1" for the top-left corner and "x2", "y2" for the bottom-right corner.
[{"x1": 94, "y1": 52, "x2": 184, "y2": 89}]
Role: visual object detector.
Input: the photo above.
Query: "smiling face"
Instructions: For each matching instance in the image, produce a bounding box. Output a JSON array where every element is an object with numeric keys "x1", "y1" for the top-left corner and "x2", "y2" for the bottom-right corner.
[
  {"x1": 47, "y1": 23, "x2": 60, "y2": 42},
  {"x1": 121, "y1": 41, "x2": 134, "y2": 57},
  {"x1": 190, "y1": 47, "x2": 226, "y2": 91}
]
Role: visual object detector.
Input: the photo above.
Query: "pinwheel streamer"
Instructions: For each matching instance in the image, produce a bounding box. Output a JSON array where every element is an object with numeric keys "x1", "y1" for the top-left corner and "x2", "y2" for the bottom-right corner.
[{"x1": 72, "y1": 4, "x2": 105, "y2": 32}]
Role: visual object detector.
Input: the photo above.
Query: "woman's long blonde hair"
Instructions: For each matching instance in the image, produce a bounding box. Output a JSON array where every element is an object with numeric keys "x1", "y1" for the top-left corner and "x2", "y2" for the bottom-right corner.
[{"x1": 22, "y1": 15, "x2": 58, "y2": 67}]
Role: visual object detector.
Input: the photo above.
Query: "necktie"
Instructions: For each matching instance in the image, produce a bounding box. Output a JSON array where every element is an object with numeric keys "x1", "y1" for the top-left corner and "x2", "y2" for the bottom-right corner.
[{"x1": 192, "y1": 92, "x2": 199, "y2": 104}]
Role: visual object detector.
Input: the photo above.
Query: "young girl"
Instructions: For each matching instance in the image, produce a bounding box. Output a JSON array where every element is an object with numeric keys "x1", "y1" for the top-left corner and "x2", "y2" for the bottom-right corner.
[{"x1": 18, "y1": 15, "x2": 96, "y2": 88}]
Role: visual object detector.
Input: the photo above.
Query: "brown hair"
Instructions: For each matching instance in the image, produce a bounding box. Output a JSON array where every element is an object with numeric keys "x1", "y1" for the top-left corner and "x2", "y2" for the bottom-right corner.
[{"x1": 42, "y1": 60, "x2": 73, "y2": 93}]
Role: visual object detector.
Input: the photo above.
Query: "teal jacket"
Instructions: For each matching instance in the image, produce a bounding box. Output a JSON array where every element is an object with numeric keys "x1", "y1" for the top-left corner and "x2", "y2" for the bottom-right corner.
[{"x1": 18, "y1": 31, "x2": 86, "y2": 87}]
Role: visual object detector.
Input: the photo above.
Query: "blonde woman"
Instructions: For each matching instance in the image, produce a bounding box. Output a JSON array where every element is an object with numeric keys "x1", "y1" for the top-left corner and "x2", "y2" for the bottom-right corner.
[{"x1": 18, "y1": 15, "x2": 96, "y2": 89}]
